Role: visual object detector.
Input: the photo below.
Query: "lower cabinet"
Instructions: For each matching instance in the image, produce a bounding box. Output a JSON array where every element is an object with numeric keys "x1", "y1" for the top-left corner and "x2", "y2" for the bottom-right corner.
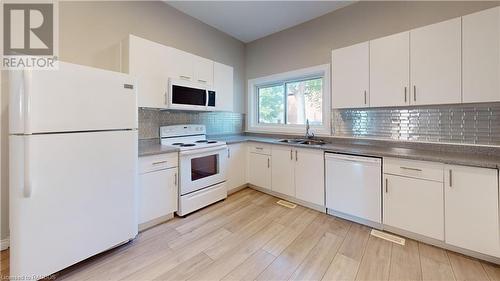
[
  {"x1": 247, "y1": 151, "x2": 271, "y2": 191},
  {"x1": 225, "y1": 143, "x2": 246, "y2": 192},
  {"x1": 138, "y1": 153, "x2": 178, "y2": 229},
  {"x1": 271, "y1": 146, "x2": 295, "y2": 197},
  {"x1": 384, "y1": 174, "x2": 444, "y2": 240},
  {"x1": 295, "y1": 148, "x2": 324, "y2": 206},
  {"x1": 444, "y1": 165, "x2": 500, "y2": 257},
  {"x1": 270, "y1": 146, "x2": 324, "y2": 207}
]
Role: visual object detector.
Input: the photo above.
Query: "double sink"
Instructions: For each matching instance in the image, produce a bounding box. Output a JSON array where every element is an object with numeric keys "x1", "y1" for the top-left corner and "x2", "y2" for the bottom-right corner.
[{"x1": 278, "y1": 138, "x2": 327, "y2": 146}]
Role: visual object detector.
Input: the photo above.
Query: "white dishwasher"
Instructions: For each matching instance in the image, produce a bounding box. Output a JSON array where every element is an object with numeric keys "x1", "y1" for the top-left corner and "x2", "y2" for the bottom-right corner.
[{"x1": 325, "y1": 153, "x2": 382, "y2": 225}]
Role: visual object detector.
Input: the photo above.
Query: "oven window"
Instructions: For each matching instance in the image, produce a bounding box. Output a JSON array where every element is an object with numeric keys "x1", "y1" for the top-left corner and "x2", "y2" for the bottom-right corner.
[{"x1": 191, "y1": 155, "x2": 219, "y2": 181}]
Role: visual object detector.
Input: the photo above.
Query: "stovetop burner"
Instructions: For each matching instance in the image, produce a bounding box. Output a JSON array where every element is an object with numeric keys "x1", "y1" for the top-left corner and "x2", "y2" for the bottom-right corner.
[
  {"x1": 195, "y1": 140, "x2": 208, "y2": 143},
  {"x1": 172, "y1": 143, "x2": 184, "y2": 146},
  {"x1": 180, "y1": 144, "x2": 196, "y2": 147},
  {"x1": 207, "y1": 141, "x2": 217, "y2": 144}
]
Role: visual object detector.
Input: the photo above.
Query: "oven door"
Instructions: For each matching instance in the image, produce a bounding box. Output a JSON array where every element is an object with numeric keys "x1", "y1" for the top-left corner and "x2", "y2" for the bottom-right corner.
[
  {"x1": 168, "y1": 78, "x2": 208, "y2": 111},
  {"x1": 179, "y1": 146, "x2": 228, "y2": 195}
]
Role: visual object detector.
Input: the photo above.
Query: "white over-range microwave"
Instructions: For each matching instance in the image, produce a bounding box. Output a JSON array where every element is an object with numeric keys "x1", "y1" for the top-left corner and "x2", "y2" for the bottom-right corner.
[{"x1": 167, "y1": 78, "x2": 216, "y2": 111}]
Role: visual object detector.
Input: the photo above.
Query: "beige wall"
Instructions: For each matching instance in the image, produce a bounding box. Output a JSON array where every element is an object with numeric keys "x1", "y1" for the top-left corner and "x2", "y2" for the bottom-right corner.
[
  {"x1": 59, "y1": 1, "x2": 246, "y2": 113},
  {"x1": 0, "y1": 1, "x2": 246, "y2": 241},
  {"x1": 245, "y1": 1, "x2": 499, "y2": 80}
]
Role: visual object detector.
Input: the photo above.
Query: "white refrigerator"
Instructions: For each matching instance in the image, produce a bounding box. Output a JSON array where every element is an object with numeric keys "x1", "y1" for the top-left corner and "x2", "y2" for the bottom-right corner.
[{"x1": 9, "y1": 62, "x2": 139, "y2": 278}]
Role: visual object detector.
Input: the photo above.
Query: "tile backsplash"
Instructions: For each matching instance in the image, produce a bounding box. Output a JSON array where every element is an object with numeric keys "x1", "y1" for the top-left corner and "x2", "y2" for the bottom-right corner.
[
  {"x1": 138, "y1": 109, "x2": 245, "y2": 139},
  {"x1": 332, "y1": 103, "x2": 500, "y2": 146}
]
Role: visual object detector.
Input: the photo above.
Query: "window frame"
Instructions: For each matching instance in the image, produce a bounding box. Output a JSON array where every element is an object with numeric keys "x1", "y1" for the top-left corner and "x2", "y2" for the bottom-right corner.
[{"x1": 247, "y1": 64, "x2": 331, "y2": 136}]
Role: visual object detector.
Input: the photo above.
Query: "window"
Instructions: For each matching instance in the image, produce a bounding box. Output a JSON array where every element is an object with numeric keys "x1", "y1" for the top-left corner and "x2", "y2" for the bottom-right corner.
[
  {"x1": 248, "y1": 64, "x2": 331, "y2": 135},
  {"x1": 257, "y1": 77, "x2": 323, "y2": 125}
]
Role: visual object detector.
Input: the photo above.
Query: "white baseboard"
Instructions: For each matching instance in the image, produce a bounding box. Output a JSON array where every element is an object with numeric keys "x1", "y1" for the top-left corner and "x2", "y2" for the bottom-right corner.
[{"x1": 1, "y1": 238, "x2": 9, "y2": 251}]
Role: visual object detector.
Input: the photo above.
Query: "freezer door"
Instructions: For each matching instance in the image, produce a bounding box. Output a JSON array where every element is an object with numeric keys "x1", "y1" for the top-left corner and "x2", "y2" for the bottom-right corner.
[
  {"x1": 9, "y1": 62, "x2": 137, "y2": 134},
  {"x1": 9, "y1": 131, "x2": 138, "y2": 278}
]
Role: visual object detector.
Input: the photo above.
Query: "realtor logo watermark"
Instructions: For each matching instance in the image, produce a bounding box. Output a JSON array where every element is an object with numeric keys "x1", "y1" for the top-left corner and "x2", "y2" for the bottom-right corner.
[{"x1": 1, "y1": 1, "x2": 59, "y2": 69}]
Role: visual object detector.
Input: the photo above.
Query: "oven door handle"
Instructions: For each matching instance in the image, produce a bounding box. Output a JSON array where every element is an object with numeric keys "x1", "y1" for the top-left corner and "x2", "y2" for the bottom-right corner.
[{"x1": 179, "y1": 145, "x2": 227, "y2": 156}]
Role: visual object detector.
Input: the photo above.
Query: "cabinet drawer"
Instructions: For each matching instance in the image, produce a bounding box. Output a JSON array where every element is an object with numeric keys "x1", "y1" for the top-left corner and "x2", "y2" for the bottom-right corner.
[
  {"x1": 384, "y1": 158, "x2": 443, "y2": 182},
  {"x1": 139, "y1": 153, "x2": 178, "y2": 174},
  {"x1": 247, "y1": 142, "x2": 271, "y2": 155}
]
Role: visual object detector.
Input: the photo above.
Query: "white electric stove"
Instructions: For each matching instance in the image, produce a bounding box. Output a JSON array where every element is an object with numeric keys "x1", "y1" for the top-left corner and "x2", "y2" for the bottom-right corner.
[{"x1": 160, "y1": 125, "x2": 228, "y2": 216}]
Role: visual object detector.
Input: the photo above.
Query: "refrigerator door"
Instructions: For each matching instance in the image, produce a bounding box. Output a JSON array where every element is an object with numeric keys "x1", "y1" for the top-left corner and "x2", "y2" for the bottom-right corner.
[
  {"x1": 9, "y1": 62, "x2": 137, "y2": 134},
  {"x1": 9, "y1": 130, "x2": 138, "y2": 278}
]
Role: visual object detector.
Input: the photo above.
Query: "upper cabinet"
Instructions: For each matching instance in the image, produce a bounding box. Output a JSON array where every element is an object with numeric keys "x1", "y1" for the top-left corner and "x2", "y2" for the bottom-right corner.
[
  {"x1": 370, "y1": 32, "x2": 410, "y2": 107},
  {"x1": 332, "y1": 9, "x2": 500, "y2": 109},
  {"x1": 122, "y1": 35, "x2": 233, "y2": 110},
  {"x1": 213, "y1": 62, "x2": 234, "y2": 112},
  {"x1": 410, "y1": 18, "x2": 462, "y2": 105},
  {"x1": 122, "y1": 35, "x2": 171, "y2": 109},
  {"x1": 166, "y1": 48, "x2": 195, "y2": 82},
  {"x1": 193, "y1": 56, "x2": 214, "y2": 85},
  {"x1": 463, "y1": 7, "x2": 500, "y2": 103},
  {"x1": 332, "y1": 42, "x2": 370, "y2": 109}
]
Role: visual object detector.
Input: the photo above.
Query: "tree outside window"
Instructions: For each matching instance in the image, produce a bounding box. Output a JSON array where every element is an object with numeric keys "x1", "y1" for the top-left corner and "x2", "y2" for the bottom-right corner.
[{"x1": 257, "y1": 77, "x2": 323, "y2": 125}]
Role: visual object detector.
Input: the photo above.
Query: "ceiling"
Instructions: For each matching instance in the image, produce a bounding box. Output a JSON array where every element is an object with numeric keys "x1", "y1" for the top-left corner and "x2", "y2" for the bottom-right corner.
[{"x1": 166, "y1": 1, "x2": 354, "y2": 43}]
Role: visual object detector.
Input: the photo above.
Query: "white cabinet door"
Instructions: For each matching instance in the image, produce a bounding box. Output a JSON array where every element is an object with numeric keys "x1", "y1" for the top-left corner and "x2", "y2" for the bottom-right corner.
[
  {"x1": 410, "y1": 18, "x2": 461, "y2": 105},
  {"x1": 248, "y1": 152, "x2": 271, "y2": 190},
  {"x1": 384, "y1": 175, "x2": 444, "y2": 240},
  {"x1": 295, "y1": 148, "x2": 324, "y2": 206},
  {"x1": 193, "y1": 56, "x2": 214, "y2": 85},
  {"x1": 226, "y1": 143, "x2": 246, "y2": 192},
  {"x1": 445, "y1": 165, "x2": 500, "y2": 257},
  {"x1": 271, "y1": 146, "x2": 295, "y2": 197},
  {"x1": 126, "y1": 35, "x2": 169, "y2": 109},
  {"x1": 166, "y1": 168, "x2": 178, "y2": 214},
  {"x1": 370, "y1": 32, "x2": 410, "y2": 107},
  {"x1": 213, "y1": 62, "x2": 234, "y2": 112},
  {"x1": 167, "y1": 47, "x2": 195, "y2": 81},
  {"x1": 463, "y1": 7, "x2": 500, "y2": 103},
  {"x1": 139, "y1": 167, "x2": 177, "y2": 225},
  {"x1": 332, "y1": 42, "x2": 370, "y2": 108}
]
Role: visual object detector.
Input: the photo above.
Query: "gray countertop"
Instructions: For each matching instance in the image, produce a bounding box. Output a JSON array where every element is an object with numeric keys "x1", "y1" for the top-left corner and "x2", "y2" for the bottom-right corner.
[
  {"x1": 139, "y1": 135, "x2": 500, "y2": 169},
  {"x1": 138, "y1": 139, "x2": 179, "y2": 157},
  {"x1": 210, "y1": 135, "x2": 500, "y2": 169}
]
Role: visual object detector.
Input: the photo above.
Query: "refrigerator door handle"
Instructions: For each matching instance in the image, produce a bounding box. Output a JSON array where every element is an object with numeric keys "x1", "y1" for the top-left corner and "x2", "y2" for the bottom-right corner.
[
  {"x1": 24, "y1": 137, "x2": 32, "y2": 197},
  {"x1": 23, "y1": 69, "x2": 32, "y2": 134}
]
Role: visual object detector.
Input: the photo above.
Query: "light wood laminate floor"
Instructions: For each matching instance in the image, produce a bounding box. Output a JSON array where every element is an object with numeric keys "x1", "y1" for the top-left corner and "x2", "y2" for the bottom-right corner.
[{"x1": 1, "y1": 188, "x2": 499, "y2": 280}]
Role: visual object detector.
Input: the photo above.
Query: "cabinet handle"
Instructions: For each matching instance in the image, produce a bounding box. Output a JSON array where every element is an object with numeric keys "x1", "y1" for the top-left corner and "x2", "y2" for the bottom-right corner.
[
  {"x1": 228, "y1": 148, "x2": 231, "y2": 159},
  {"x1": 174, "y1": 172, "x2": 177, "y2": 186},
  {"x1": 449, "y1": 169, "x2": 452, "y2": 187},
  {"x1": 364, "y1": 90, "x2": 367, "y2": 105},
  {"x1": 180, "y1": 75, "x2": 191, "y2": 80},
  {"x1": 290, "y1": 149, "x2": 293, "y2": 160},
  {"x1": 255, "y1": 147, "x2": 263, "y2": 150},
  {"x1": 295, "y1": 150, "x2": 298, "y2": 161},
  {"x1": 152, "y1": 160, "x2": 168, "y2": 165},
  {"x1": 400, "y1": 166, "x2": 422, "y2": 172},
  {"x1": 404, "y1": 87, "x2": 407, "y2": 103},
  {"x1": 413, "y1": 85, "x2": 417, "y2": 102},
  {"x1": 198, "y1": 79, "x2": 207, "y2": 83},
  {"x1": 267, "y1": 158, "x2": 270, "y2": 168},
  {"x1": 385, "y1": 178, "x2": 388, "y2": 193}
]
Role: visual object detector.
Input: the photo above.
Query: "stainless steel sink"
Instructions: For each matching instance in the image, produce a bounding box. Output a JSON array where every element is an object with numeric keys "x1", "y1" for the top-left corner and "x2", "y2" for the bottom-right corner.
[
  {"x1": 278, "y1": 139, "x2": 326, "y2": 145},
  {"x1": 299, "y1": 140, "x2": 326, "y2": 145},
  {"x1": 278, "y1": 139, "x2": 304, "y2": 143}
]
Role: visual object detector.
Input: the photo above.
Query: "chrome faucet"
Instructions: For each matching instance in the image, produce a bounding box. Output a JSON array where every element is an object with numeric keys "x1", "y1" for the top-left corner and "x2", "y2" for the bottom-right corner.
[{"x1": 305, "y1": 119, "x2": 314, "y2": 139}]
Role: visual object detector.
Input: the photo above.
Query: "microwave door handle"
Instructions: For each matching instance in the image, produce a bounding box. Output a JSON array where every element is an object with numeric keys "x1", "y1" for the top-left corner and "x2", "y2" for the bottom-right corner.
[{"x1": 205, "y1": 90, "x2": 209, "y2": 108}]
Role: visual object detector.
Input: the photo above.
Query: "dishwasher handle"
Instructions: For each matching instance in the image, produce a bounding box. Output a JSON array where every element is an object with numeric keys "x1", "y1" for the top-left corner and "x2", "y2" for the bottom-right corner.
[{"x1": 325, "y1": 153, "x2": 381, "y2": 164}]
